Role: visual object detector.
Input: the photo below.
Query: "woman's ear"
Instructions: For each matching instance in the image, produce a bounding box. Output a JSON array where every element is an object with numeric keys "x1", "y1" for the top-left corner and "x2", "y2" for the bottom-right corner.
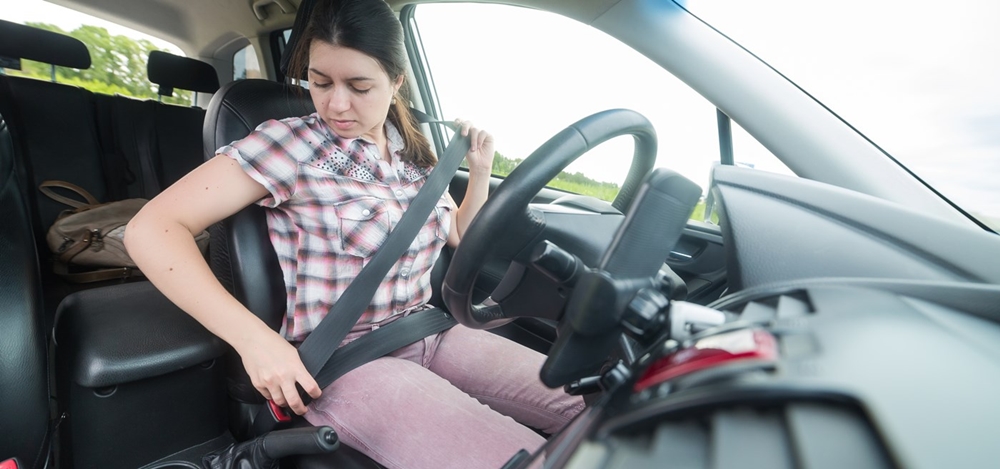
[{"x1": 393, "y1": 74, "x2": 405, "y2": 95}]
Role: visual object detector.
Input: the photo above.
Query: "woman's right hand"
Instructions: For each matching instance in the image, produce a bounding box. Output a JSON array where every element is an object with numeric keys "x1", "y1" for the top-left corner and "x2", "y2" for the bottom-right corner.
[{"x1": 236, "y1": 329, "x2": 322, "y2": 415}]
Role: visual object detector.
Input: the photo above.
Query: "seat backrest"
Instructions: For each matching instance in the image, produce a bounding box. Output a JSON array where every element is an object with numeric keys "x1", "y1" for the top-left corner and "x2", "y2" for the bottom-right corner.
[
  {"x1": 147, "y1": 50, "x2": 221, "y2": 190},
  {"x1": 93, "y1": 51, "x2": 223, "y2": 200},
  {"x1": 0, "y1": 20, "x2": 111, "y2": 237},
  {"x1": 203, "y1": 79, "x2": 313, "y2": 408},
  {"x1": 0, "y1": 110, "x2": 50, "y2": 469}
]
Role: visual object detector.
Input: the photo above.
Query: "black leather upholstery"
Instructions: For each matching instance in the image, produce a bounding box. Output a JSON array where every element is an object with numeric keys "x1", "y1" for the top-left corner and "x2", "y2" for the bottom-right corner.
[
  {"x1": 0, "y1": 75, "x2": 110, "y2": 234},
  {"x1": 203, "y1": 79, "x2": 314, "y2": 158},
  {"x1": 0, "y1": 113, "x2": 50, "y2": 469},
  {"x1": 0, "y1": 21, "x2": 125, "y2": 335},
  {"x1": 203, "y1": 80, "x2": 313, "y2": 406},
  {"x1": 53, "y1": 281, "x2": 227, "y2": 388}
]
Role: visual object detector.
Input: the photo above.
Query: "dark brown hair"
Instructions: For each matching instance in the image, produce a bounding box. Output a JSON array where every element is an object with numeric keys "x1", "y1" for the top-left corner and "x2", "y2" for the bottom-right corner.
[{"x1": 285, "y1": 0, "x2": 436, "y2": 167}]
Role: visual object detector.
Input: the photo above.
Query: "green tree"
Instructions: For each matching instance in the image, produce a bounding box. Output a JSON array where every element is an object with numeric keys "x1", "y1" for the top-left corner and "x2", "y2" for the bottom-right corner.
[{"x1": 3, "y1": 22, "x2": 191, "y2": 106}]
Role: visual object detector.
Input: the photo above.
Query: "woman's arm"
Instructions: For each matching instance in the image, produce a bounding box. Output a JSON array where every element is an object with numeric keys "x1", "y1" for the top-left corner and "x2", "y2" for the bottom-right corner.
[
  {"x1": 125, "y1": 155, "x2": 321, "y2": 415},
  {"x1": 448, "y1": 120, "x2": 495, "y2": 248}
]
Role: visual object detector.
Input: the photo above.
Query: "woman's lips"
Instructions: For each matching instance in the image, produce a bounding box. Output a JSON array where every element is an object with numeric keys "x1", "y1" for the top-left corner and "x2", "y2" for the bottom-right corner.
[{"x1": 331, "y1": 119, "x2": 355, "y2": 130}]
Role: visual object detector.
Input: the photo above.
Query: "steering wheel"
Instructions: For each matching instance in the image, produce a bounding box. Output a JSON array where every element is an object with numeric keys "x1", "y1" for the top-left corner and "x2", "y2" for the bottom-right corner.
[{"x1": 442, "y1": 109, "x2": 658, "y2": 329}]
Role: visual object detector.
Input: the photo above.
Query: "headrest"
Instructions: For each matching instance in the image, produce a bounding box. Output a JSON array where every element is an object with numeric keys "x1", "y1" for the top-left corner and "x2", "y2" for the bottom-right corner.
[
  {"x1": 147, "y1": 50, "x2": 220, "y2": 96},
  {"x1": 0, "y1": 19, "x2": 91, "y2": 69}
]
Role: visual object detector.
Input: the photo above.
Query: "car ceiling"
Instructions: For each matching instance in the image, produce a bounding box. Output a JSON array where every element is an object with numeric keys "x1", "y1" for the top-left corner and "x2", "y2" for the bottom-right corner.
[{"x1": 46, "y1": 0, "x2": 618, "y2": 59}]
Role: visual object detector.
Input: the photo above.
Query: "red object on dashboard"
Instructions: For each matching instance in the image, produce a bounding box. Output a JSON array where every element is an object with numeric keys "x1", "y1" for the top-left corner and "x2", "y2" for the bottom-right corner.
[
  {"x1": 634, "y1": 328, "x2": 778, "y2": 392},
  {"x1": 1, "y1": 459, "x2": 19, "y2": 469}
]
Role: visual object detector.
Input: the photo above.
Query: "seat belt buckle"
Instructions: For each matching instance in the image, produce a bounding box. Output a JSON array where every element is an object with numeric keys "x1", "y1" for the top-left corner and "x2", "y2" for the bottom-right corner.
[
  {"x1": 268, "y1": 400, "x2": 293, "y2": 423},
  {"x1": 250, "y1": 399, "x2": 294, "y2": 437}
]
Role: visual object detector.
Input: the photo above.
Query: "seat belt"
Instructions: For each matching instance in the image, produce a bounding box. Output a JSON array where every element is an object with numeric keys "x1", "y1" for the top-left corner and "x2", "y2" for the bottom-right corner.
[{"x1": 251, "y1": 114, "x2": 465, "y2": 435}]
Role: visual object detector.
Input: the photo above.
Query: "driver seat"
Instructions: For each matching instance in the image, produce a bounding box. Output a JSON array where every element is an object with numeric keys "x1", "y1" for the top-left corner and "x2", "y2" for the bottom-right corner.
[
  {"x1": 204, "y1": 78, "x2": 382, "y2": 468},
  {"x1": 203, "y1": 78, "x2": 451, "y2": 468}
]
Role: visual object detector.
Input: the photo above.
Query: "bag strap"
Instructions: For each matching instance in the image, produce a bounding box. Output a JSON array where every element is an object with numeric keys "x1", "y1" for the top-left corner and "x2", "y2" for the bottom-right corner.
[
  {"x1": 52, "y1": 262, "x2": 144, "y2": 283},
  {"x1": 295, "y1": 118, "x2": 467, "y2": 375},
  {"x1": 38, "y1": 180, "x2": 100, "y2": 209},
  {"x1": 52, "y1": 225, "x2": 146, "y2": 283}
]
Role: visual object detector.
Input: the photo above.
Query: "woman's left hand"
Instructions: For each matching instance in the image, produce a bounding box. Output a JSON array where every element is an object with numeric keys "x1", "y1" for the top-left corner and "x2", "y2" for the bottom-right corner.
[{"x1": 455, "y1": 119, "x2": 494, "y2": 175}]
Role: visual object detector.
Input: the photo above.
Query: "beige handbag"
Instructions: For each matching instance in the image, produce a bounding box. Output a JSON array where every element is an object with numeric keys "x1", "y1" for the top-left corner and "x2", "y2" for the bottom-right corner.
[{"x1": 39, "y1": 180, "x2": 209, "y2": 283}]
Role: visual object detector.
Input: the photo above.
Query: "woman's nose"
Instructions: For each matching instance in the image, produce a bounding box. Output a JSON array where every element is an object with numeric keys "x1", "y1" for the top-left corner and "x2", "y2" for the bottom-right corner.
[{"x1": 327, "y1": 87, "x2": 351, "y2": 112}]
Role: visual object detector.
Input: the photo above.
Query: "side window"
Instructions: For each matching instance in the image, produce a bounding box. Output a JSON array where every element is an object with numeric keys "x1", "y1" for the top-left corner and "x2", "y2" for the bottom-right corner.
[
  {"x1": 410, "y1": 3, "x2": 792, "y2": 220},
  {"x1": 233, "y1": 44, "x2": 261, "y2": 80}
]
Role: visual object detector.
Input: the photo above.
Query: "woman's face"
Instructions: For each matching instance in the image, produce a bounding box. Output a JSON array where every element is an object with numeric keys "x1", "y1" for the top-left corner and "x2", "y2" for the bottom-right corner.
[{"x1": 307, "y1": 41, "x2": 403, "y2": 142}]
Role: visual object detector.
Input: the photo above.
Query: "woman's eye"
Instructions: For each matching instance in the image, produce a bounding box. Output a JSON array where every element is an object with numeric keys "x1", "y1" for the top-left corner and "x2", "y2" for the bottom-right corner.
[
  {"x1": 312, "y1": 82, "x2": 332, "y2": 89},
  {"x1": 353, "y1": 88, "x2": 372, "y2": 95}
]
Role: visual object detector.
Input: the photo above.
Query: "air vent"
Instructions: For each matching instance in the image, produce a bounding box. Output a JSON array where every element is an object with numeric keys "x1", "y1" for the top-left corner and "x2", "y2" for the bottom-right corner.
[
  {"x1": 571, "y1": 402, "x2": 893, "y2": 469},
  {"x1": 731, "y1": 290, "x2": 814, "y2": 322}
]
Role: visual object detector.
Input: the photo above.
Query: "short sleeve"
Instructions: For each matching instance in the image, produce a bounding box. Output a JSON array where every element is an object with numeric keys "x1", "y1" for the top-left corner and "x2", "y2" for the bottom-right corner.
[{"x1": 216, "y1": 119, "x2": 301, "y2": 207}]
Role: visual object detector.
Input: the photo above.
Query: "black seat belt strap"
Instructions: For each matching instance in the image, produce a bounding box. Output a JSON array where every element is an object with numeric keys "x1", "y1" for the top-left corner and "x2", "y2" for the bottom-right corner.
[{"x1": 312, "y1": 308, "x2": 456, "y2": 386}]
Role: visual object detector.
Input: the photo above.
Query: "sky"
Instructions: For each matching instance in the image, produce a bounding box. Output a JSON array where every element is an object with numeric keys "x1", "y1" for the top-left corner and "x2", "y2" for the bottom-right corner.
[
  {"x1": 3, "y1": 0, "x2": 998, "y2": 225},
  {"x1": 688, "y1": 0, "x2": 1000, "y2": 224}
]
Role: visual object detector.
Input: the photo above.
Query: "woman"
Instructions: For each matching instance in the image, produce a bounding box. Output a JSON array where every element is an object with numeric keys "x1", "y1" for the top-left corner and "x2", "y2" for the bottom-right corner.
[{"x1": 124, "y1": 0, "x2": 584, "y2": 467}]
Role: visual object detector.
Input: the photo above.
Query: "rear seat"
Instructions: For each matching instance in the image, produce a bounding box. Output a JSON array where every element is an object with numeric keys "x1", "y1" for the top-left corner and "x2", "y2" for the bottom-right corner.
[
  {"x1": 92, "y1": 50, "x2": 220, "y2": 199},
  {"x1": 0, "y1": 20, "x2": 115, "y2": 241},
  {"x1": 0, "y1": 20, "x2": 127, "y2": 327},
  {"x1": 144, "y1": 50, "x2": 220, "y2": 190},
  {"x1": 0, "y1": 21, "x2": 220, "y2": 326},
  {"x1": 2, "y1": 21, "x2": 229, "y2": 466}
]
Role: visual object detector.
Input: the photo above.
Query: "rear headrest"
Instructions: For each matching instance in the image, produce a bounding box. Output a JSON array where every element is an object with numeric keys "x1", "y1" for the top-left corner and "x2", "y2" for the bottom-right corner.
[
  {"x1": 0, "y1": 19, "x2": 91, "y2": 69},
  {"x1": 147, "y1": 50, "x2": 220, "y2": 96}
]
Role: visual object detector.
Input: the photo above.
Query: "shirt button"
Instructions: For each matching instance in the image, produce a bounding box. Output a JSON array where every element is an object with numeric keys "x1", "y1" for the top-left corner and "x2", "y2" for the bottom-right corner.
[
  {"x1": 395, "y1": 190, "x2": 404, "y2": 197},
  {"x1": 400, "y1": 269, "x2": 409, "y2": 278},
  {"x1": 362, "y1": 209, "x2": 371, "y2": 216}
]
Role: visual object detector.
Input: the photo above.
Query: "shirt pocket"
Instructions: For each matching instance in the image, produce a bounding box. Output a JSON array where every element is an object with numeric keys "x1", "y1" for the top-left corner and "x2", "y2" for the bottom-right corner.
[
  {"x1": 433, "y1": 198, "x2": 453, "y2": 243},
  {"x1": 335, "y1": 197, "x2": 389, "y2": 259}
]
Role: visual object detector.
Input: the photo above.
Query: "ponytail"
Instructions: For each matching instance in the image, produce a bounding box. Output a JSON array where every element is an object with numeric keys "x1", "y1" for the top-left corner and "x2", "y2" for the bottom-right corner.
[{"x1": 388, "y1": 86, "x2": 437, "y2": 168}]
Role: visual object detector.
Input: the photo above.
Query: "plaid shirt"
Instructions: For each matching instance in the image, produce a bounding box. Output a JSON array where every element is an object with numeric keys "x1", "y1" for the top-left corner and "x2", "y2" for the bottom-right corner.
[{"x1": 218, "y1": 113, "x2": 452, "y2": 342}]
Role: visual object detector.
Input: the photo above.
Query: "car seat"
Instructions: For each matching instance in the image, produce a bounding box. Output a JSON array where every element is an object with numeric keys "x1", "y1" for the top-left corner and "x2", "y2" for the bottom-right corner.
[{"x1": 203, "y1": 78, "x2": 388, "y2": 468}]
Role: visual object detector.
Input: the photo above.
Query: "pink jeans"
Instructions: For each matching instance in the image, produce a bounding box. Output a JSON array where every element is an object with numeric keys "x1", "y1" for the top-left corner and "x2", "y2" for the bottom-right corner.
[{"x1": 303, "y1": 323, "x2": 585, "y2": 469}]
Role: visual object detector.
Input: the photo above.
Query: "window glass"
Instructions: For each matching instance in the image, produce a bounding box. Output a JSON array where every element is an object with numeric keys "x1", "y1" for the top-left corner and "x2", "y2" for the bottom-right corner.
[
  {"x1": 233, "y1": 44, "x2": 262, "y2": 80},
  {"x1": 1, "y1": 5, "x2": 189, "y2": 105},
  {"x1": 414, "y1": 3, "x2": 783, "y2": 217},
  {"x1": 687, "y1": 0, "x2": 1000, "y2": 230}
]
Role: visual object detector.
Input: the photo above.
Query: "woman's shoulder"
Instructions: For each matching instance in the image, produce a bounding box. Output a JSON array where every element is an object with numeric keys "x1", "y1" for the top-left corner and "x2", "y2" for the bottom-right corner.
[{"x1": 253, "y1": 112, "x2": 323, "y2": 135}]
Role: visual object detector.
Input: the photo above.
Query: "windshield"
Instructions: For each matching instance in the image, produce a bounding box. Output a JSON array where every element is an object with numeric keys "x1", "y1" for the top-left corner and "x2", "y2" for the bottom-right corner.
[{"x1": 687, "y1": 0, "x2": 1000, "y2": 231}]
